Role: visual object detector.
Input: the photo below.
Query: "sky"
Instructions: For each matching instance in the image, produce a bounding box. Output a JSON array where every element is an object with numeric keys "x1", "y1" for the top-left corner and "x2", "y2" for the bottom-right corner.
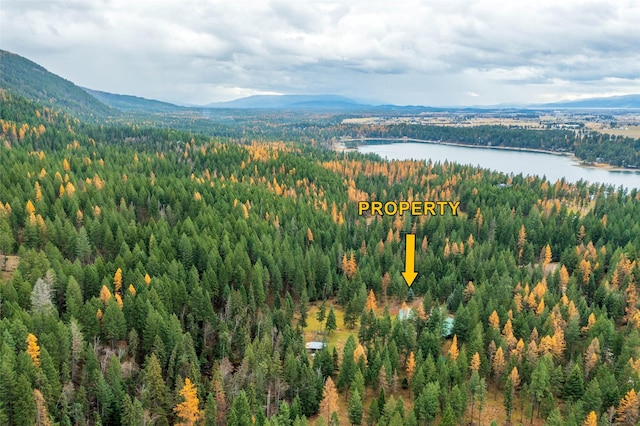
[{"x1": 2, "y1": 0, "x2": 640, "y2": 106}]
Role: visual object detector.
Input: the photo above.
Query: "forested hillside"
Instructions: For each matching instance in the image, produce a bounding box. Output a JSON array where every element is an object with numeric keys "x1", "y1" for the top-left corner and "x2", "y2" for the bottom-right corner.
[
  {"x1": 1, "y1": 89, "x2": 640, "y2": 426},
  {"x1": 0, "y1": 50, "x2": 114, "y2": 121}
]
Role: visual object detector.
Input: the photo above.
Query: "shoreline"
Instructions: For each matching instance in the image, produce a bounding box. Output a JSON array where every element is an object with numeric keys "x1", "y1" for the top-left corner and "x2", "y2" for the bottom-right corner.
[{"x1": 337, "y1": 137, "x2": 637, "y2": 172}]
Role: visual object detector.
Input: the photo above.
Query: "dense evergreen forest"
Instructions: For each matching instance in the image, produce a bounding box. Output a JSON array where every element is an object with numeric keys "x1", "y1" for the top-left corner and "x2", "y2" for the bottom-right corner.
[{"x1": 1, "y1": 89, "x2": 640, "y2": 426}]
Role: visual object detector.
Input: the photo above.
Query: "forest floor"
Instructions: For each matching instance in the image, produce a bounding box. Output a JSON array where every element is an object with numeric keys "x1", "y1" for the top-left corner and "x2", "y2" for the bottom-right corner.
[{"x1": 0, "y1": 255, "x2": 19, "y2": 281}]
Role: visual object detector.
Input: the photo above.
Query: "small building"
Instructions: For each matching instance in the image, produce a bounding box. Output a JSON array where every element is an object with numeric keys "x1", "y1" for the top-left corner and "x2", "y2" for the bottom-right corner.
[
  {"x1": 441, "y1": 317, "x2": 455, "y2": 338},
  {"x1": 398, "y1": 305, "x2": 413, "y2": 321},
  {"x1": 305, "y1": 342, "x2": 326, "y2": 354}
]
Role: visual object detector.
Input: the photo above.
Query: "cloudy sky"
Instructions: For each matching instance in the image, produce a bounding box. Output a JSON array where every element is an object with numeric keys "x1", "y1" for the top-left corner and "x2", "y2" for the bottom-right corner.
[{"x1": 2, "y1": 0, "x2": 640, "y2": 106}]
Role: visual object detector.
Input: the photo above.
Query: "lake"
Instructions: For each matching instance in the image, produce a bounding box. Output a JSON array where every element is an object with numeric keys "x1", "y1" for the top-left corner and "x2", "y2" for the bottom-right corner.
[{"x1": 358, "y1": 142, "x2": 640, "y2": 189}]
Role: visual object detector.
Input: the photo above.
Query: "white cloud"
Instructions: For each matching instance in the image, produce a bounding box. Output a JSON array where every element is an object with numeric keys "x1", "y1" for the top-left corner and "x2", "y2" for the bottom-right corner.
[{"x1": 1, "y1": 0, "x2": 639, "y2": 105}]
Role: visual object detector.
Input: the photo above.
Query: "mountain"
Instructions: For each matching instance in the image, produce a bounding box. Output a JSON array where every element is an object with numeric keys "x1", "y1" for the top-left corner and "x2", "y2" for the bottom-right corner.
[
  {"x1": 84, "y1": 88, "x2": 182, "y2": 113},
  {"x1": 0, "y1": 50, "x2": 114, "y2": 120},
  {"x1": 205, "y1": 94, "x2": 365, "y2": 110},
  {"x1": 537, "y1": 94, "x2": 640, "y2": 109}
]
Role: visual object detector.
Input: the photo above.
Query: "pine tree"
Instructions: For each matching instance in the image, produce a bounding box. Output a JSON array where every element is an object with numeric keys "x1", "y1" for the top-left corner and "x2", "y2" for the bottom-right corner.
[
  {"x1": 204, "y1": 393, "x2": 217, "y2": 426},
  {"x1": 326, "y1": 307, "x2": 337, "y2": 335},
  {"x1": 142, "y1": 354, "x2": 169, "y2": 420},
  {"x1": 14, "y1": 375, "x2": 36, "y2": 424},
  {"x1": 227, "y1": 391, "x2": 251, "y2": 426},
  {"x1": 174, "y1": 378, "x2": 200, "y2": 426},
  {"x1": 348, "y1": 389, "x2": 363, "y2": 425}
]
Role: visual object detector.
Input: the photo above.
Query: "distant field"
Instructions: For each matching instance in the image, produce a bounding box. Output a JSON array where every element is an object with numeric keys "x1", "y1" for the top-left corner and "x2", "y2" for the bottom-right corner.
[{"x1": 600, "y1": 126, "x2": 640, "y2": 138}]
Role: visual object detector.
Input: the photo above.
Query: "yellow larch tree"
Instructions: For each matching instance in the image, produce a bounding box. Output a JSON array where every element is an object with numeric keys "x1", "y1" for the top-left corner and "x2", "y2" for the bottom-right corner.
[
  {"x1": 365, "y1": 289, "x2": 377, "y2": 313},
  {"x1": 517, "y1": 224, "x2": 526, "y2": 263},
  {"x1": 406, "y1": 351, "x2": 416, "y2": 382},
  {"x1": 493, "y1": 347, "x2": 505, "y2": 387},
  {"x1": 543, "y1": 244, "x2": 552, "y2": 265},
  {"x1": 319, "y1": 376, "x2": 339, "y2": 422},
  {"x1": 353, "y1": 344, "x2": 367, "y2": 365},
  {"x1": 470, "y1": 352, "x2": 481, "y2": 373},
  {"x1": 26, "y1": 199, "x2": 36, "y2": 215},
  {"x1": 421, "y1": 235, "x2": 428, "y2": 252},
  {"x1": 582, "y1": 312, "x2": 596, "y2": 333},
  {"x1": 128, "y1": 284, "x2": 136, "y2": 296},
  {"x1": 448, "y1": 334, "x2": 459, "y2": 360},
  {"x1": 615, "y1": 389, "x2": 639, "y2": 426},
  {"x1": 174, "y1": 378, "x2": 200, "y2": 426},
  {"x1": 488, "y1": 310, "x2": 500, "y2": 330},
  {"x1": 625, "y1": 281, "x2": 638, "y2": 324},
  {"x1": 26, "y1": 333, "x2": 40, "y2": 367},
  {"x1": 99, "y1": 285, "x2": 112, "y2": 304},
  {"x1": 34, "y1": 389, "x2": 52, "y2": 426},
  {"x1": 502, "y1": 319, "x2": 517, "y2": 349},
  {"x1": 144, "y1": 273, "x2": 151, "y2": 285},
  {"x1": 583, "y1": 411, "x2": 597, "y2": 426},
  {"x1": 559, "y1": 265, "x2": 570, "y2": 293},
  {"x1": 584, "y1": 337, "x2": 600, "y2": 377},
  {"x1": 114, "y1": 268, "x2": 122, "y2": 294}
]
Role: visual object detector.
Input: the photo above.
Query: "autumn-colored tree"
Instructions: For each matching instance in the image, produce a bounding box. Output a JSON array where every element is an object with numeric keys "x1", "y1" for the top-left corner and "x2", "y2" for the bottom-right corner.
[
  {"x1": 353, "y1": 344, "x2": 367, "y2": 365},
  {"x1": 319, "y1": 377, "x2": 339, "y2": 421},
  {"x1": 543, "y1": 244, "x2": 552, "y2": 265},
  {"x1": 489, "y1": 310, "x2": 500, "y2": 330},
  {"x1": 517, "y1": 224, "x2": 526, "y2": 263},
  {"x1": 625, "y1": 281, "x2": 638, "y2": 324},
  {"x1": 381, "y1": 272, "x2": 391, "y2": 299},
  {"x1": 365, "y1": 289, "x2": 377, "y2": 312},
  {"x1": 100, "y1": 285, "x2": 112, "y2": 304},
  {"x1": 582, "y1": 411, "x2": 597, "y2": 426},
  {"x1": 26, "y1": 333, "x2": 40, "y2": 367},
  {"x1": 174, "y1": 378, "x2": 200, "y2": 426},
  {"x1": 492, "y1": 347, "x2": 505, "y2": 397},
  {"x1": 559, "y1": 265, "x2": 570, "y2": 293},
  {"x1": 406, "y1": 351, "x2": 416, "y2": 383},
  {"x1": 502, "y1": 319, "x2": 517, "y2": 349},
  {"x1": 144, "y1": 273, "x2": 151, "y2": 285},
  {"x1": 114, "y1": 268, "x2": 122, "y2": 294},
  {"x1": 584, "y1": 337, "x2": 600, "y2": 378},
  {"x1": 470, "y1": 352, "x2": 481, "y2": 373},
  {"x1": 34, "y1": 389, "x2": 52, "y2": 426},
  {"x1": 463, "y1": 281, "x2": 475, "y2": 301},
  {"x1": 421, "y1": 235, "x2": 428, "y2": 252},
  {"x1": 448, "y1": 335, "x2": 459, "y2": 360},
  {"x1": 615, "y1": 389, "x2": 639, "y2": 426},
  {"x1": 306, "y1": 227, "x2": 314, "y2": 242}
]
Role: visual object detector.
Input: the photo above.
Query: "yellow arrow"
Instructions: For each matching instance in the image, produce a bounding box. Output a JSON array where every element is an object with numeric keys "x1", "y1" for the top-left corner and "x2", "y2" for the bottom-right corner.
[{"x1": 402, "y1": 234, "x2": 418, "y2": 287}]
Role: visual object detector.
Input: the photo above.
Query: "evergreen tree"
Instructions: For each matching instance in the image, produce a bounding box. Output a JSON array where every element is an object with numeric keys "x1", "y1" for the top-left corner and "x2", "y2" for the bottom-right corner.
[
  {"x1": 348, "y1": 389, "x2": 363, "y2": 425},
  {"x1": 326, "y1": 307, "x2": 337, "y2": 335}
]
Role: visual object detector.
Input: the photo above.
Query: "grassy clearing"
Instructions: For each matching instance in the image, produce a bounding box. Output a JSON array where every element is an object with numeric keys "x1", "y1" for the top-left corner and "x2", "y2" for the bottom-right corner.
[{"x1": 0, "y1": 255, "x2": 19, "y2": 281}]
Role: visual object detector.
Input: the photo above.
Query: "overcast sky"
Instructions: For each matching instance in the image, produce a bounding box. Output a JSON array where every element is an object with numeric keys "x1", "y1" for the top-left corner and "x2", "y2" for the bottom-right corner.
[{"x1": 2, "y1": 0, "x2": 640, "y2": 106}]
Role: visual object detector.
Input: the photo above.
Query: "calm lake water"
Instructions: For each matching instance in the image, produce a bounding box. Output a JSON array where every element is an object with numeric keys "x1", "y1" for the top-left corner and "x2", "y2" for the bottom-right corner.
[{"x1": 358, "y1": 142, "x2": 640, "y2": 190}]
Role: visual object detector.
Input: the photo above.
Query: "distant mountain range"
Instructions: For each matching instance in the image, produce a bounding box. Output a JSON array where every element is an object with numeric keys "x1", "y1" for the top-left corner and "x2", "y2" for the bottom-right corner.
[
  {"x1": 83, "y1": 88, "x2": 183, "y2": 113},
  {"x1": 536, "y1": 94, "x2": 640, "y2": 109},
  {"x1": 204, "y1": 94, "x2": 364, "y2": 110},
  {"x1": 2, "y1": 49, "x2": 640, "y2": 120}
]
